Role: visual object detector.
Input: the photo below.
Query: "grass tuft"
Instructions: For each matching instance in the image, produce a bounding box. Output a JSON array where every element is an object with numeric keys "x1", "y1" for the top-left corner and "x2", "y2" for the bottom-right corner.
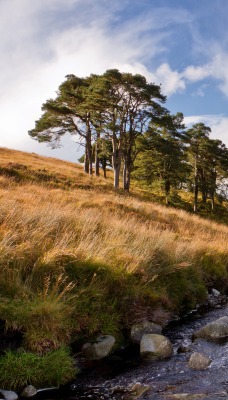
[{"x1": 0, "y1": 347, "x2": 75, "y2": 390}]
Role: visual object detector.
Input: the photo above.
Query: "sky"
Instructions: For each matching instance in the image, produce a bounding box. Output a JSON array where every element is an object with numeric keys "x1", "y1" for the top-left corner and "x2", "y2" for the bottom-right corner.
[{"x1": 1, "y1": 0, "x2": 228, "y2": 163}]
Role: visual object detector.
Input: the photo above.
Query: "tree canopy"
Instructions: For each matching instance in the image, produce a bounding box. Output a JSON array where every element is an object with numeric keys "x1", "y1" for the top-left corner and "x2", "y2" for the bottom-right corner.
[{"x1": 29, "y1": 69, "x2": 228, "y2": 212}]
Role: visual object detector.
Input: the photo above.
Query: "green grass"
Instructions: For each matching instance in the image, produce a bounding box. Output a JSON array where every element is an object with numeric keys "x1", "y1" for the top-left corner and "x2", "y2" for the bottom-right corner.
[{"x1": 0, "y1": 347, "x2": 76, "y2": 390}]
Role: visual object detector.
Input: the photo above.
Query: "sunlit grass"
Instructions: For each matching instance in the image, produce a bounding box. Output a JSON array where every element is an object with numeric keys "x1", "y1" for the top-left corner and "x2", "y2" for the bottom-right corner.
[{"x1": 0, "y1": 146, "x2": 227, "y2": 349}]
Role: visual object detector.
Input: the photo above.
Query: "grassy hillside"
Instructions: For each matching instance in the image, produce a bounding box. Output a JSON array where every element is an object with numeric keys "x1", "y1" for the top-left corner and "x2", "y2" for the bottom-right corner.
[{"x1": 0, "y1": 147, "x2": 228, "y2": 389}]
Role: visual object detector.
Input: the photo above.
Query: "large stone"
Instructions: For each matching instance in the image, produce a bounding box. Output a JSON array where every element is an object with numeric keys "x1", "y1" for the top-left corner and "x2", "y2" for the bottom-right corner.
[
  {"x1": 188, "y1": 352, "x2": 211, "y2": 370},
  {"x1": 130, "y1": 321, "x2": 162, "y2": 344},
  {"x1": 211, "y1": 288, "x2": 220, "y2": 298},
  {"x1": 140, "y1": 334, "x2": 173, "y2": 360},
  {"x1": 82, "y1": 335, "x2": 115, "y2": 360},
  {"x1": 0, "y1": 391, "x2": 18, "y2": 400},
  {"x1": 194, "y1": 316, "x2": 228, "y2": 341},
  {"x1": 20, "y1": 385, "x2": 37, "y2": 398}
]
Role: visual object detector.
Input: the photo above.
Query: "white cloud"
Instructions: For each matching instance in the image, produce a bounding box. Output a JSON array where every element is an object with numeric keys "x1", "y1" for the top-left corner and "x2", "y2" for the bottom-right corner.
[
  {"x1": 184, "y1": 114, "x2": 228, "y2": 146},
  {"x1": 0, "y1": 0, "x2": 192, "y2": 160},
  {"x1": 1, "y1": 0, "x2": 228, "y2": 163},
  {"x1": 151, "y1": 63, "x2": 186, "y2": 96},
  {"x1": 183, "y1": 64, "x2": 212, "y2": 82},
  {"x1": 182, "y1": 52, "x2": 228, "y2": 97}
]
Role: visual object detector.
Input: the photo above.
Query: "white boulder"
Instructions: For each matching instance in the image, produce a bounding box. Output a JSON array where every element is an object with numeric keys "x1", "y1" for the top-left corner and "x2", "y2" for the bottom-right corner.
[
  {"x1": 194, "y1": 316, "x2": 228, "y2": 341},
  {"x1": 82, "y1": 335, "x2": 115, "y2": 360},
  {"x1": 140, "y1": 334, "x2": 173, "y2": 360}
]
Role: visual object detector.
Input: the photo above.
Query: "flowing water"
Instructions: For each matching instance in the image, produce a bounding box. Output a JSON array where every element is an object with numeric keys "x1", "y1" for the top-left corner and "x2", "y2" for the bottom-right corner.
[{"x1": 37, "y1": 303, "x2": 228, "y2": 400}]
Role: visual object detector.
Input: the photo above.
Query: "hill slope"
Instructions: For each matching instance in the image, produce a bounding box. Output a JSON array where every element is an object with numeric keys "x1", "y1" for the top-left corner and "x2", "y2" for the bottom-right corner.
[{"x1": 0, "y1": 147, "x2": 228, "y2": 388}]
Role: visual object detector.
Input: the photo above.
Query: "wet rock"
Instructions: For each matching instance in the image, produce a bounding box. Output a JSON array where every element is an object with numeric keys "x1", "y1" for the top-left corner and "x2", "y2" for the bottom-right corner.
[
  {"x1": 177, "y1": 345, "x2": 191, "y2": 354},
  {"x1": 140, "y1": 334, "x2": 173, "y2": 360},
  {"x1": 194, "y1": 316, "x2": 228, "y2": 341},
  {"x1": 0, "y1": 391, "x2": 18, "y2": 400},
  {"x1": 166, "y1": 394, "x2": 206, "y2": 399},
  {"x1": 211, "y1": 288, "x2": 220, "y2": 297},
  {"x1": 130, "y1": 321, "x2": 162, "y2": 344},
  {"x1": 20, "y1": 385, "x2": 37, "y2": 398},
  {"x1": 188, "y1": 352, "x2": 211, "y2": 370},
  {"x1": 128, "y1": 382, "x2": 152, "y2": 398},
  {"x1": 82, "y1": 335, "x2": 115, "y2": 360}
]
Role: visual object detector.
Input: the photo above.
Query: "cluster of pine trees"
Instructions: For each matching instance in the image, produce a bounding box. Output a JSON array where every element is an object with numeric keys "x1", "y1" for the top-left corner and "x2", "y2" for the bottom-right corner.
[{"x1": 29, "y1": 69, "x2": 228, "y2": 212}]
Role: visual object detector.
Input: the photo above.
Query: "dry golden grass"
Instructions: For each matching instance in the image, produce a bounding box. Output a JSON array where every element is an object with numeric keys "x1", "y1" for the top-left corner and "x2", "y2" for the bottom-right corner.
[{"x1": 0, "y1": 146, "x2": 227, "y2": 345}]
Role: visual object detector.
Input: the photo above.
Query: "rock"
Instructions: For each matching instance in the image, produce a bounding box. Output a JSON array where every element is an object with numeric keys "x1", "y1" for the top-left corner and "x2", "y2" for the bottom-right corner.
[
  {"x1": 166, "y1": 394, "x2": 206, "y2": 399},
  {"x1": 128, "y1": 382, "x2": 151, "y2": 398},
  {"x1": 0, "y1": 391, "x2": 18, "y2": 400},
  {"x1": 188, "y1": 352, "x2": 211, "y2": 370},
  {"x1": 194, "y1": 316, "x2": 228, "y2": 341},
  {"x1": 177, "y1": 345, "x2": 191, "y2": 354},
  {"x1": 20, "y1": 385, "x2": 37, "y2": 398},
  {"x1": 211, "y1": 288, "x2": 220, "y2": 297},
  {"x1": 82, "y1": 335, "x2": 115, "y2": 360},
  {"x1": 140, "y1": 334, "x2": 173, "y2": 360},
  {"x1": 130, "y1": 321, "x2": 162, "y2": 344}
]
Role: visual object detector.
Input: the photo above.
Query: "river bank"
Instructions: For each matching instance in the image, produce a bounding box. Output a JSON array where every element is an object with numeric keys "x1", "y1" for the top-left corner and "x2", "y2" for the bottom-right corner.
[
  {"x1": 9, "y1": 293, "x2": 224, "y2": 400},
  {"x1": 52, "y1": 300, "x2": 228, "y2": 400}
]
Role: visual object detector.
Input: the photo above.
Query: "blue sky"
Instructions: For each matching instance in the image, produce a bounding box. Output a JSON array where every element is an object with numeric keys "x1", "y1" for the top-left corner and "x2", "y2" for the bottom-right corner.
[{"x1": 1, "y1": 0, "x2": 228, "y2": 162}]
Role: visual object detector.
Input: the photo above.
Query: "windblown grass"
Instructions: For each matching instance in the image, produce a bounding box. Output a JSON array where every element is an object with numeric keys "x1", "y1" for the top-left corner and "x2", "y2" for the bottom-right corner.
[{"x1": 0, "y1": 147, "x2": 228, "y2": 387}]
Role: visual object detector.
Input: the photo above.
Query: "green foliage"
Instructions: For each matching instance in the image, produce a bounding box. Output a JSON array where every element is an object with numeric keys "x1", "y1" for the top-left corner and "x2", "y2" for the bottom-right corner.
[
  {"x1": 159, "y1": 267, "x2": 207, "y2": 311},
  {"x1": 0, "y1": 275, "x2": 75, "y2": 352},
  {"x1": 0, "y1": 347, "x2": 75, "y2": 391},
  {"x1": 199, "y1": 252, "x2": 228, "y2": 286}
]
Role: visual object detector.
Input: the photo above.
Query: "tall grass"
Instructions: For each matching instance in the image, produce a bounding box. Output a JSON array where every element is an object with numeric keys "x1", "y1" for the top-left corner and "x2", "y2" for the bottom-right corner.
[{"x1": 0, "y1": 147, "x2": 227, "y2": 376}]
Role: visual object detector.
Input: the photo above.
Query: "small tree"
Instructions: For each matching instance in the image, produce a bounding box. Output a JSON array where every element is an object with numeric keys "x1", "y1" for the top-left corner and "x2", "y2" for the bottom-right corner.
[
  {"x1": 186, "y1": 123, "x2": 211, "y2": 213},
  {"x1": 133, "y1": 113, "x2": 189, "y2": 204},
  {"x1": 186, "y1": 123, "x2": 228, "y2": 212}
]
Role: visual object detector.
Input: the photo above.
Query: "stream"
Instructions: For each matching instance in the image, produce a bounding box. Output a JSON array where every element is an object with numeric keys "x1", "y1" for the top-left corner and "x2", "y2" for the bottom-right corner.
[{"x1": 37, "y1": 303, "x2": 228, "y2": 400}]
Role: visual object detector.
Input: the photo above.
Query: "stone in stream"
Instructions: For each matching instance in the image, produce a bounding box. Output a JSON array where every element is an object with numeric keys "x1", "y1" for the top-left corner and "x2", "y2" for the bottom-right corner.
[
  {"x1": 166, "y1": 394, "x2": 206, "y2": 399},
  {"x1": 188, "y1": 352, "x2": 211, "y2": 370},
  {"x1": 140, "y1": 333, "x2": 173, "y2": 360},
  {"x1": 0, "y1": 391, "x2": 18, "y2": 400},
  {"x1": 130, "y1": 320, "x2": 162, "y2": 344},
  {"x1": 211, "y1": 288, "x2": 220, "y2": 297},
  {"x1": 193, "y1": 316, "x2": 228, "y2": 341},
  {"x1": 20, "y1": 385, "x2": 37, "y2": 398},
  {"x1": 82, "y1": 335, "x2": 115, "y2": 360},
  {"x1": 128, "y1": 382, "x2": 152, "y2": 398}
]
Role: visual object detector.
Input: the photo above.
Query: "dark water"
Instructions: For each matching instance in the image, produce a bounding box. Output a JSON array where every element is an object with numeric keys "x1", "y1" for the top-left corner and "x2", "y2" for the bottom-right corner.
[{"x1": 37, "y1": 304, "x2": 228, "y2": 400}]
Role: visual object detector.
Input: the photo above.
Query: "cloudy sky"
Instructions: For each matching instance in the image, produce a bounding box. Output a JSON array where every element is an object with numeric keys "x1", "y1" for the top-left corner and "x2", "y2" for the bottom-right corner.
[{"x1": 1, "y1": 0, "x2": 228, "y2": 162}]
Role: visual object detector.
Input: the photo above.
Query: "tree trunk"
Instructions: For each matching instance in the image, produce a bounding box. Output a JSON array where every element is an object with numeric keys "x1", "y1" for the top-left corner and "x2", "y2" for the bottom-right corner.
[
  {"x1": 210, "y1": 170, "x2": 216, "y2": 212},
  {"x1": 194, "y1": 159, "x2": 198, "y2": 213},
  {"x1": 211, "y1": 193, "x2": 215, "y2": 212},
  {"x1": 123, "y1": 157, "x2": 131, "y2": 192},
  {"x1": 112, "y1": 135, "x2": 121, "y2": 189},
  {"x1": 95, "y1": 132, "x2": 100, "y2": 177},
  {"x1": 95, "y1": 144, "x2": 100, "y2": 176},
  {"x1": 202, "y1": 190, "x2": 207, "y2": 204},
  {"x1": 102, "y1": 158, "x2": 107, "y2": 179},
  {"x1": 86, "y1": 117, "x2": 93, "y2": 176},
  {"x1": 84, "y1": 142, "x2": 89, "y2": 173},
  {"x1": 165, "y1": 180, "x2": 171, "y2": 205}
]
